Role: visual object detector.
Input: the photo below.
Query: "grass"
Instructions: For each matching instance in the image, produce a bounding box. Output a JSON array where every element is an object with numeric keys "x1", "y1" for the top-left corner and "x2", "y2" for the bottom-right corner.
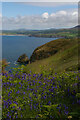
[
  {"x1": 23, "y1": 38, "x2": 78, "y2": 74},
  {"x1": 2, "y1": 68, "x2": 80, "y2": 119}
]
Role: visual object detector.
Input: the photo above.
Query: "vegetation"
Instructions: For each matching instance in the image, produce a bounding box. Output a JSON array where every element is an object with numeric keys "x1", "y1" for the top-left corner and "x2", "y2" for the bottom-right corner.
[
  {"x1": 1, "y1": 27, "x2": 80, "y2": 119},
  {"x1": 23, "y1": 38, "x2": 79, "y2": 73},
  {"x1": 2, "y1": 25, "x2": 78, "y2": 38},
  {"x1": 2, "y1": 67, "x2": 80, "y2": 119},
  {"x1": 2, "y1": 59, "x2": 9, "y2": 73},
  {"x1": 30, "y1": 38, "x2": 78, "y2": 61}
]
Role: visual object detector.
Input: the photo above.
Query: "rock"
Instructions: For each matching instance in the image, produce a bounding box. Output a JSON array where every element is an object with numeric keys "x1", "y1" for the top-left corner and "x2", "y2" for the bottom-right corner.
[{"x1": 17, "y1": 54, "x2": 29, "y2": 64}]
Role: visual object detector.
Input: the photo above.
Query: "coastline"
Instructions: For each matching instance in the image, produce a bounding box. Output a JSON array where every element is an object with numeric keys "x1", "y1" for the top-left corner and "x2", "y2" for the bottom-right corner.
[
  {"x1": 0, "y1": 34, "x2": 28, "y2": 36},
  {"x1": 1, "y1": 34, "x2": 60, "y2": 38}
]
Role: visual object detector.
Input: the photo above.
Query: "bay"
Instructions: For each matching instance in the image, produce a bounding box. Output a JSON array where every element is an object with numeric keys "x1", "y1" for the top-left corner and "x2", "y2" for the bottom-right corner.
[{"x1": 2, "y1": 35, "x2": 58, "y2": 69}]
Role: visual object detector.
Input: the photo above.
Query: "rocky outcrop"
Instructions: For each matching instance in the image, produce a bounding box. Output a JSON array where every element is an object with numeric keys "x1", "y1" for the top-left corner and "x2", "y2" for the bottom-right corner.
[{"x1": 17, "y1": 54, "x2": 29, "y2": 64}]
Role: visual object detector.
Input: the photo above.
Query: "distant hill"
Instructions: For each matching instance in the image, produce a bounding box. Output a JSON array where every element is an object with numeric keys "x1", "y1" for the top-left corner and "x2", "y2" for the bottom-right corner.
[{"x1": 2, "y1": 25, "x2": 78, "y2": 38}]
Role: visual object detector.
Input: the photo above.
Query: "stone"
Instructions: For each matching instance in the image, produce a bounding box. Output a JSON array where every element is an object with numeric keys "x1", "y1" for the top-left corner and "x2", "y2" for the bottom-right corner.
[{"x1": 17, "y1": 54, "x2": 29, "y2": 64}]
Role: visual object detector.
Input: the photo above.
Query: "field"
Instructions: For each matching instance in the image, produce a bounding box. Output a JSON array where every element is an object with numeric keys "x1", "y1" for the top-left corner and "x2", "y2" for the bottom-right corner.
[{"x1": 2, "y1": 67, "x2": 80, "y2": 119}]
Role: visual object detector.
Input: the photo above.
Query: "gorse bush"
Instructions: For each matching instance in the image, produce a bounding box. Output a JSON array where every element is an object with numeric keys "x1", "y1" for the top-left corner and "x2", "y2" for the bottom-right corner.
[{"x1": 2, "y1": 66, "x2": 80, "y2": 119}]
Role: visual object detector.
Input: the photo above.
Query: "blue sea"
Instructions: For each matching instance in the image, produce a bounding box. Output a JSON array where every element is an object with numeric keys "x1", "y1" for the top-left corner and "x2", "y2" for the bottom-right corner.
[{"x1": 2, "y1": 35, "x2": 58, "y2": 69}]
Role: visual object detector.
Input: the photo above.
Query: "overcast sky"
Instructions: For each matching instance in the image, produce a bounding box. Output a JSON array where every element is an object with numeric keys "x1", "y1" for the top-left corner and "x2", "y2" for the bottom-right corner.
[{"x1": 1, "y1": 2, "x2": 78, "y2": 30}]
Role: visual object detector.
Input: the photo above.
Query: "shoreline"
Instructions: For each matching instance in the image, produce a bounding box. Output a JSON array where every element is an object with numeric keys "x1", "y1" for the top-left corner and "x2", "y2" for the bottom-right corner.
[
  {"x1": 0, "y1": 33, "x2": 61, "y2": 38},
  {"x1": 1, "y1": 34, "x2": 61, "y2": 39},
  {"x1": 0, "y1": 34, "x2": 28, "y2": 36}
]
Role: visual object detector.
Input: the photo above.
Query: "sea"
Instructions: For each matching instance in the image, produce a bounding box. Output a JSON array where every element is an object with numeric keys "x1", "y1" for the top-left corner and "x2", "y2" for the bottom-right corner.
[{"x1": 2, "y1": 35, "x2": 58, "y2": 70}]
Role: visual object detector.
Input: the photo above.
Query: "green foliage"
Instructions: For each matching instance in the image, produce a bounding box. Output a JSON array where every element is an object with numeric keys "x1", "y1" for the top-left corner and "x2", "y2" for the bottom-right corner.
[
  {"x1": 40, "y1": 104, "x2": 60, "y2": 119},
  {"x1": 2, "y1": 67, "x2": 80, "y2": 119},
  {"x1": 24, "y1": 38, "x2": 78, "y2": 74},
  {"x1": 76, "y1": 93, "x2": 80, "y2": 98}
]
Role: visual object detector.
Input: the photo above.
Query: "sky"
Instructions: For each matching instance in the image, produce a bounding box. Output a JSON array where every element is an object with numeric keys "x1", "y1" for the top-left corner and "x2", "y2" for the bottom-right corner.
[
  {"x1": 0, "y1": 2, "x2": 78, "y2": 30},
  {"x1": 0, "y1": 2, "x2": 2, "y2": 29}
]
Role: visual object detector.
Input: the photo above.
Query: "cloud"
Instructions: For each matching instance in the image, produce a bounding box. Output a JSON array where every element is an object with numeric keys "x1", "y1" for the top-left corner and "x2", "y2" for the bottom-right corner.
[
  {"x1": 0, "y1": 13, "x2": 2, "y2": 30},
  {"x1": 22, "y1": 2, "x2": 78, "y2": 7},
  {"x1": 2, "y1": 9, "x2": 78, "y2": 30},
  {"x1": 56, "y1": 11, "x2": 67, "y2": 16},
  {"x1": 72, "y1": 11, "x2": 78, "y2": 16},
  {"x1": 0, "y1": 13, "x2": 2, "y2": 17},
  {"x1": 42, "y1": 12, "x2": 49, "y2": 19}
]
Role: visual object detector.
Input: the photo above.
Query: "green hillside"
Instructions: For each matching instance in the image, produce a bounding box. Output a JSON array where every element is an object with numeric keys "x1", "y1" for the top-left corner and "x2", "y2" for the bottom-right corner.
[{"x1": 23, "y1": 38, "x2": 78, "y2": 74}]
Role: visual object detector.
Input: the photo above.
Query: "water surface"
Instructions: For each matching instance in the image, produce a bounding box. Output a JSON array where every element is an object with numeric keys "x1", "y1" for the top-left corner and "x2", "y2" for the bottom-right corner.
[{"x1": 2, "y1": 35, "x2": 58, "y2": 69}]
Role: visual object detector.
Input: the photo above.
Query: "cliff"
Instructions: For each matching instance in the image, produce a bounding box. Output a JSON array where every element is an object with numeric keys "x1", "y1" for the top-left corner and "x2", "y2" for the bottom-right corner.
[{"x1": 30, "y1": 38, "x2": 77, "y2": 63}]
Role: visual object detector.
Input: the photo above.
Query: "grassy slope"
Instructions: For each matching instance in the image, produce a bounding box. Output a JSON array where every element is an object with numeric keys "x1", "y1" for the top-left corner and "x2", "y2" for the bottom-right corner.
[{"x1": 23, "y1": 38, "x2": 78, "y2": 74}]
